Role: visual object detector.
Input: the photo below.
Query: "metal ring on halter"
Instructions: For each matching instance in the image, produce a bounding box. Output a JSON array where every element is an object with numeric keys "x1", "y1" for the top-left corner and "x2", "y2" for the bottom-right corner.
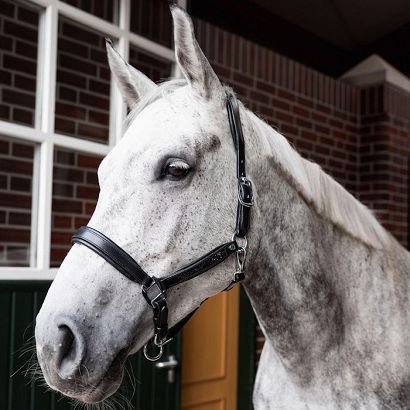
[
  {"x1": 232, "y1": 233, "x2": 247, "y2": 251},
  {"x1": 143, "y1": 341, "x2": 164, "y2": 361}
]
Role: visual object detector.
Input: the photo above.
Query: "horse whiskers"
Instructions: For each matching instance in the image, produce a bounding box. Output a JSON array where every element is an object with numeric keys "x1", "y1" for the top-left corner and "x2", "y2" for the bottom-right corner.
[
  {"x1": 80, "y1": 363, "x2": 91, "y2": 380},
  {"x1": 124, "y1": 365, "x2": 136, "y2": 399}
]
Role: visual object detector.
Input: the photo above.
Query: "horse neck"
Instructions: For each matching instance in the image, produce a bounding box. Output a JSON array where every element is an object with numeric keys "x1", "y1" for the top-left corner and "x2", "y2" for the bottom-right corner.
[{"x1": 242, "y1": 112, "x2": 407, "y2": 384}]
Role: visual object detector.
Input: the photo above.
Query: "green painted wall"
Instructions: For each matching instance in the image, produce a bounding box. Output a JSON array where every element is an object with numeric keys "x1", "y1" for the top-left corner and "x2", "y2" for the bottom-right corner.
[{"x1": 0, "y1": 281, "x2": 181, "y2": 410}]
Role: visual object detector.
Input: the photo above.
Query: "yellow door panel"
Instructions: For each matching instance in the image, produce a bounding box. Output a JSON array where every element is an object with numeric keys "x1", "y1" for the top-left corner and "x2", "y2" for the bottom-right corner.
[{"x1": 181, "y1": 287, "x2": 239, "y2": 410}]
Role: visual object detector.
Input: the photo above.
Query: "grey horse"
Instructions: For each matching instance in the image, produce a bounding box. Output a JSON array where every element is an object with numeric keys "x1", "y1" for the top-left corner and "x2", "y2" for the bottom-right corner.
[{"x1": 35, "y1": 6, "x2": 410, "y2": 409}]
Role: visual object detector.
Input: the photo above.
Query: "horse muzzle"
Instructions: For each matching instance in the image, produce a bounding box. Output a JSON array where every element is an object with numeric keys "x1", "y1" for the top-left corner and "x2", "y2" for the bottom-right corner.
[{"x1": 35, "y1": 313, "x2": 127, "y2": 403}]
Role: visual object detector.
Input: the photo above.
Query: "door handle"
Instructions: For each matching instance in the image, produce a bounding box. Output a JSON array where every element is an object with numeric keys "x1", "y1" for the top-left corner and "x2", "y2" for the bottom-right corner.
[{"x1": 155, "y1": 354, "x2": 178, "y2": 383}]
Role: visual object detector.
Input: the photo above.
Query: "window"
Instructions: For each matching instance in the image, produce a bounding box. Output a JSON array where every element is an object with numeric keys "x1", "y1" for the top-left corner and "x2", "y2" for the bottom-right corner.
[{"x1": 0, "y1": 0, "x2": 185, "y2": 279}]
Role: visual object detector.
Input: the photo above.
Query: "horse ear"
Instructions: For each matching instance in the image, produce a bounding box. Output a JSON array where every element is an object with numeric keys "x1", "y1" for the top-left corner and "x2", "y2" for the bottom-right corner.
[
  {"x1": 170, "y1": 6, "x2": 221, "y2": 100},
  {"x1": 106, "y1": 39, "x2": 157, "y2": 109}
]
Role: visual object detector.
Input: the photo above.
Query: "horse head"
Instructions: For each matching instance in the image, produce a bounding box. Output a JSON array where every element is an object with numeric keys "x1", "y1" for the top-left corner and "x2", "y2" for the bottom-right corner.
[{"x1": 35, "y1": 6, "x2": 254, "y2": 403}]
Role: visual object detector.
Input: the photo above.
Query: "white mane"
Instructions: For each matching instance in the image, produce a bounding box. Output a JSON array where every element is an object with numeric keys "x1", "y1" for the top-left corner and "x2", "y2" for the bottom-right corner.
[{"x1": 248, "y1": 111, "x2": 390, "y2": 249}]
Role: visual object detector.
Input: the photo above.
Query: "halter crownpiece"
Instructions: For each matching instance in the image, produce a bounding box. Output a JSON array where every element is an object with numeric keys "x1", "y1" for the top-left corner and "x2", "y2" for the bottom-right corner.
[{"x1": 71, "y1": 91, "x2": 254, "y2": 361}]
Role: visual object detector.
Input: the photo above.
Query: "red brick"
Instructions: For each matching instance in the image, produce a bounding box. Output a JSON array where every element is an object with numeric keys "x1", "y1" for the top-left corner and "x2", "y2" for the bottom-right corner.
[
  {"x1": 53, "y1": 182, "x2": 74, "y2": 197},
  {"x1": 79, "y1": 93, "x2": 109, "y2": 110},
  {"x1": 52, "y1": 198, "x2": 82, "y2": 213},
  {"x1": 74, "y1": 217, "x2": 89, "y2": 228},
  {"x1": 77, "y1": 123, "x2": 108, "y2": 142},
  {"x1": 56, "y1": 150, "x2": 75, "y2": 165},
  {"x1": 88, "y1": 110, "x2": 109, "y2": 125},
  {"x1": 233, "y1": 72, "x2": 254, "y2": 87},
  {"x1": 0, "y1": 192, "x2": 31, "y2": 208},
  {"x1": 53, "y1": 166, "x2": 84, "y2": 183},
  {"x1": 59, "y1": 54, "x2": 96, "y2": 76},
  {"x1": 0, "y1": 228, "x2": 30, "y2": 242},
  {"x1": 15, "y1": 40, "x2": 37, "y2": 59},
  {"x1": 14, "y1": 74, "x2": 36, "y2": 92},
  {"x1": 4, "y1": 20, "x2": 37, "y2": 43},
  {"x1": 0, "y1": 139, "x2": 9, "y2": 154},
  {"x1": 55, "y1": 102, "x2": 86, "y2": 120},
  {"x1": 278, "y1": 89, "x2": 295, "y2": 102},
  {"x1": 10, "y1": 176, "x2": 31, "y2": 192},
  {"x1": 76, "y1": 185, "x2": 99, "y2": 199},
  {"x1": 3, "y1": 89, "x2": 35, "y2": 108},
  {"x1": 85, "y1": 202, "x2": 97, "y2": 214},
  {"x1": 0, "y1": 158, "x2": 32, "y2": 175},
  {"x1": 12, "y1": 109, "x2": 33, "y2": 125},
  {"x1": 256, "y1": 81, "x2": 276, "y2": 95},
  {"x1": 57, "y1": 69, "x2": 86, "y2": 88},
  {"x1": 89, "y1": 79, "x2": 110, "y2": 96},
  {"x1": 51, "y1": 231, "x2": 74, "y2": 245},
  {"x1": 62, "y1": 21, "x2": 100, "y2": 45},
  {"x1": 53, "y1": 215, "x2": 72, "y2": 228},
  {"x1": 55, "y1": 117, "x2": 76, "y2": 135},
  {"x1": 9, "y1": 212, "x2": 31, "y2": 226},
  {"x1": 77, "y1": 154, "x2": 101, "y2": 168}
]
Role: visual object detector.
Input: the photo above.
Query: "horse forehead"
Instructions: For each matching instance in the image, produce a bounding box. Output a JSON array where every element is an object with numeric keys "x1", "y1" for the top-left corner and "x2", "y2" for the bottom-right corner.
[{"x1": 127, "y1": 93, "x2": 223, "y2": 142}]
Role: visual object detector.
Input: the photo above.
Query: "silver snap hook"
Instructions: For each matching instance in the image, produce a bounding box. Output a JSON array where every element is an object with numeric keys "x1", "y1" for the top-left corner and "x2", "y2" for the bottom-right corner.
[{"x1": 143, "y1": 341, "x2": 164, "y2": 362}]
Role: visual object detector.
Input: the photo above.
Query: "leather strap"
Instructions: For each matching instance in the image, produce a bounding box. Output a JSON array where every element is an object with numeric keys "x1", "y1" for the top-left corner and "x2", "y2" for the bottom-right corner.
[
  {"x1": 225, "y1": 92, "x2": 253, "y2": 237},
  {"x1": 72, "y1": 226, "x2": 152, "y2": 286},
  {"x1": 71, "y1": 92, "x2": 253, "y2": 360},
  {"x1": 162, "y1": 241, "x2": 238, "y2": 289},
  {"x1": 72, "y1": 228, "x2": 238, "y2": 346}
]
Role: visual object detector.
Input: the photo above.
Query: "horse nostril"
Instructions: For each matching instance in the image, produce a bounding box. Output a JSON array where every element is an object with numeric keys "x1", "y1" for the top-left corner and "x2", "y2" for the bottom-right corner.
[
  {"x1": 55, "y1": 324, "x2": 84, "y2": 380},
  {"x1": 58, "y1": 325, "x2": 74, "y2": 359}
]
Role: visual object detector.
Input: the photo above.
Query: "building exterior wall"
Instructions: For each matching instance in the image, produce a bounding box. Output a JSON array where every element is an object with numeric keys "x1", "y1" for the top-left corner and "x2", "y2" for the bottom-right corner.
[{"x1": 192, "y1": 18, "x2": 410, "y2": 360}]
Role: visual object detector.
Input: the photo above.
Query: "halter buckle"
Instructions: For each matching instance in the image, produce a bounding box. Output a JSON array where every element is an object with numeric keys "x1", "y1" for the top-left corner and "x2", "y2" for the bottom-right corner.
[
  {"x1": 238, "y1": 177, "x2": 254, "y2": 207},
  {"x1": 142, "y1": 277, "x2": 166, "y2": 307}
]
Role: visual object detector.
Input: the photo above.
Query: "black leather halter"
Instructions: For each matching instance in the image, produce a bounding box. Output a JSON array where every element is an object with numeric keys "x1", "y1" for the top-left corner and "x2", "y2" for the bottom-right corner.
[{"x1": 71, "y1": 91, "x2": 254, "y2": 361}]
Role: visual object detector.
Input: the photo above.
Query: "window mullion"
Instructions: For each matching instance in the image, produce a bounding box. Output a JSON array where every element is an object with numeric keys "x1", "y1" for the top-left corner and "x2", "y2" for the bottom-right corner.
[
  {"x1": 35, "y1": 3, "x2": 58, "y2": 271},
  {"x1": 109, "y1": 0, "x2": 130, "y2": 147}
]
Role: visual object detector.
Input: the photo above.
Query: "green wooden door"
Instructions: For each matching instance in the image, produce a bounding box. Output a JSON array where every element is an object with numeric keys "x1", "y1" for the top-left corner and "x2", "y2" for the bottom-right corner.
[{"x1": 0, "y1": 281, "x2": 181, "y2": 410}]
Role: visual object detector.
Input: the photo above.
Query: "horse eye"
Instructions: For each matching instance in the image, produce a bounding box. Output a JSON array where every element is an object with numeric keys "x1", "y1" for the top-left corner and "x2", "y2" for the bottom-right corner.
[{"x1": 163, "y1": 159, "x2": 191, "y2": 180}]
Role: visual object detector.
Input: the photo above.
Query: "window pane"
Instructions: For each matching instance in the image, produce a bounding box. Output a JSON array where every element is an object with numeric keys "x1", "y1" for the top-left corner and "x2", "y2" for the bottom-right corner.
[
  {"x1": 130, "y1": 0, "x2": 173, "y2": 48},
  {"x1": 51, "y1": 148, "x2": 102, "y2": 267},
  {"x1": 55, "y1": 17, "x2": 111, "y2": 143},
  {"x1": 60, "y1": 0, "x2": 119, "y2": 24},
  {"x1": 129, "y1": 46, "x2": 173, "y2": 83},
  {"x1": 0, "y1": 0, "x2": 39, "y2": 127},
  {"x1": 0, "y1": 136, "x2": 36, "y2": 267}
]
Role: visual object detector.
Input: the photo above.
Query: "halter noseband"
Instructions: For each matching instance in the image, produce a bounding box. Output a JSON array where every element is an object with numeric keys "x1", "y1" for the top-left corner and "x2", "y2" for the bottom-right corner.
[{"x1": 71, "y1": 92, "x2": 254, "y2": 361}]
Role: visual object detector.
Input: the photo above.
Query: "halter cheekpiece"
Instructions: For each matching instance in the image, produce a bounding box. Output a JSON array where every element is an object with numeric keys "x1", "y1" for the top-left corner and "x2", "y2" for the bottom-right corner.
[{"x1": 71, "y1": 92, "x2": 254, "y2": 361}]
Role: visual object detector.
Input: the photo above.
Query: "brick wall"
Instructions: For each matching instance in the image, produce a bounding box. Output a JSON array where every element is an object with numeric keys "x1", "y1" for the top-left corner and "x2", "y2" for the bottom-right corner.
[
  {"x1": 192, "y1": 18, "x2": 410, "y2": 360},
  {"x1": 193, "y1": 18, "x2": 360, "y2": 194},
  {"x1": 359, "y1": 84, "x2": 410, "y2": 248},
  {"x1": 0, "y1": 137, "x2": 34, "y2": 266},
  {"x1": 0, "y1": 0, "x2": 38, "y2": 127},
  {"x1": 51, "y1": 149, "x2": 101, "y2": 267},
  {"x1": 129, "y1": 46, "x2": 172, "y2": 83},
  {"x1": 61, "y1": 0, "x2": 116, "y2": 22},
  {"x1": 55, "y1": 17, "x2": 111, "y2": 143},
  {"x1": 130, "y1": 0, "x2": 173, "y2": 48}
]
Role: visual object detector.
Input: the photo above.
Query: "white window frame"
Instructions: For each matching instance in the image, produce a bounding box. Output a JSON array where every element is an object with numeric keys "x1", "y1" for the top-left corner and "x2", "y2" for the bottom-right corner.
[{"x1": 0, "y1": 0, "x2": 186, "y2": 280}]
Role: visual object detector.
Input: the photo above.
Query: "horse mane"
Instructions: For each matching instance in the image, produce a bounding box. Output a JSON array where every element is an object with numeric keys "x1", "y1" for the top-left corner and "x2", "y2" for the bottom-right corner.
[{"x1": 248, "y1": 111, "x2": 390, "y2": 249}]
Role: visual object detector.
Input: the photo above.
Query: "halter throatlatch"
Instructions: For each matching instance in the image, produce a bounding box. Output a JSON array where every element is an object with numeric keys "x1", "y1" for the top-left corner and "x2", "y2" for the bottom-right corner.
[{"x1": 71, "y1": 92, "x2": 253, "y2": 361}]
